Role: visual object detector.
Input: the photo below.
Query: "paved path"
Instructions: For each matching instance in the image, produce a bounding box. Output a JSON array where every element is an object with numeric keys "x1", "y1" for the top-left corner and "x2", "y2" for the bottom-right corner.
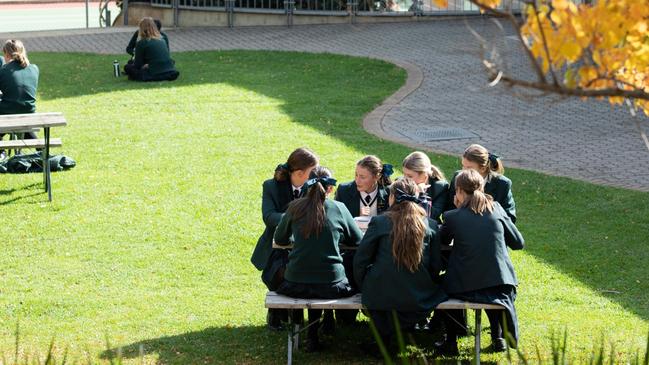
[{"x1": 4, "y1": 21, "x2": 649, "y2": 191}]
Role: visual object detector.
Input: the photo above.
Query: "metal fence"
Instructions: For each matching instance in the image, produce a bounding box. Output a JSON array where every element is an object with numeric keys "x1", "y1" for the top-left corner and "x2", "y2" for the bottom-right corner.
[{"x1": 145, "y1": 0, "x2": 534, "y2": 27}]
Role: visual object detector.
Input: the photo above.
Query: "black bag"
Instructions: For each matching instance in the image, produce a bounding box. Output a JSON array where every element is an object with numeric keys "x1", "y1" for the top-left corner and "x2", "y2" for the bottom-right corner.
[{"x1": 0, "y1": 153, "x2": 76, "y2": 174}]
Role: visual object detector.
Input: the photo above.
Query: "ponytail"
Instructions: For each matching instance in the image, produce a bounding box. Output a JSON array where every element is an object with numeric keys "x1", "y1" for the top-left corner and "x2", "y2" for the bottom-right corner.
[
  {"x1": 3, "y1": 40, "x2": 30, "y2": 68},
  {"x1": 463, "y1": 144, "x2": 505, "y2": 177},
  {"x1": 286, "y1": 167, "x2": 335, "y2": 239},
  {"x1": 403, "y1": 151, "x2": 446, "y2": 183},
  {"x1": 387, "y1": 178, "x2": 427, "y2": 273},
  {"x1": 455, "y1": 169, "x2": 494, "y2": 215},
  {"x1": 273, "y1": 147, "x2": 319, "y2": 182}
]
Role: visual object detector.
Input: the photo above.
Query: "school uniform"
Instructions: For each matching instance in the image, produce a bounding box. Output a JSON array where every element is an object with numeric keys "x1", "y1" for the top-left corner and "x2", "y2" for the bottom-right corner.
[
  {"x1": 126, "y1": 31, "x2": 170, "y2": 56},
  {"x1": 124, "y1": 38, "x2": 178, "y2": 82},
  {"x1": 447, "y1": 171, "x2": 517, "y2": 223},
  {"x1": 334, "y1": 181, "x2": 390, "y2": 218},
  {"x1": 354, "y1": 214, "x2": 447, "y2": 339},
  {"x1": 423, "y1": 177, "x2": 449, "y2": 222},
  {"x1": 0, "y1": 61, "x2": 39, "y2": 140},
  {"x1": 439, "y1": 202, "x2": 524, "y2": 346},
  {"x1": 274, "y1": 199, "x2": 363, "y2": 345}
]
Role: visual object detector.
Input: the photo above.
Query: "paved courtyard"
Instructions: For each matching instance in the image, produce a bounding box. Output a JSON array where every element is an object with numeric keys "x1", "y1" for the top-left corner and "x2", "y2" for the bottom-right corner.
[{"x1": 3, "y1": 20, "x2": 649, "y2": 191}]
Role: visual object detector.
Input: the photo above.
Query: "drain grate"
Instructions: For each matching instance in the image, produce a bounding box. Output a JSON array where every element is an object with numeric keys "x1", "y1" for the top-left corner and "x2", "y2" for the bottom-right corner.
[{"x1": 409, "y1": 127, "x2": 478, "y2": 142}]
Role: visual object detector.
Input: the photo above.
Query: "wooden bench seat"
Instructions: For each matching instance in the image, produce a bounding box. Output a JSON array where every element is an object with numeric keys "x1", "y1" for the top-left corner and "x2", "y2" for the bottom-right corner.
[
  {"x1": 265, "y1": 291, "x2": 503, "y2": 364},
  {"x1": 0, "y1": 138, "x2": 62, "y2": 149}
]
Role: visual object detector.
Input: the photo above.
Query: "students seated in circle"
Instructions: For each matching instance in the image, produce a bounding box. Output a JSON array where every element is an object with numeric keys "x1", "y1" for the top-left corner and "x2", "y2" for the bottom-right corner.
[
  {"x1": 126, "y1": 18, "x2": 169, "y2": 57},
  {"x1": 274, "y1": 166, "x2": 363, "y2": 352},
  {"x1": 250, "y1": 147, "x2": 319, "y2": 331},
  {"x1": 124, "y1": 17, "x2": 179, "y2": 82},
  {"x1": 437, "y1": 169, "x2": 524, "y2": 355},
  {"x1": 448, "y1": 144, "x2": 517, "y2": 222},
  {"x1": 335, "y1": 155, "x2": 393, "y2": 218},
  {"x1": 402, "y1": 151, "x2": 449, "y2": 222},
  {"x1": 354, "y1": 177, "x2": 445, "y2": 349},
  {"x1": 0, "y1": 39, "x2": 39, "y2": 151}
]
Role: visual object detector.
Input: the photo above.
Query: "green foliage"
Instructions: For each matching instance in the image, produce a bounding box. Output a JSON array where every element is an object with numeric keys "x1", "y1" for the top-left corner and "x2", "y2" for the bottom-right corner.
[{"x1": 0, "y1": 50, "x2": 648, "y2": 363}]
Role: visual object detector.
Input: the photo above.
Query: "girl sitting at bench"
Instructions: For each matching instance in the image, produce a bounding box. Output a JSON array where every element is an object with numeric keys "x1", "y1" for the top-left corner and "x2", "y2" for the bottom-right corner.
[
  {"x1": 354, "y1": 177, "x2": 445, "y2": 350},
  {"x1": 274, "y1": 166, "x2": 363, "y2": 352},
  {"x1": 447, "y1": 144, "x2": 517, "y2": 223},
  {"x1": 0, "y1": 39, "x2": 39, "y2": 157},
  {"x1": 437, "y1": 169, "x2": 524, "y2": 355},
  {"x1": 402, "y1": 151, "x2": 449, "y2": 223},
  {"x1": 250, "y1": 147, "x2": 319, "y2": 330}
]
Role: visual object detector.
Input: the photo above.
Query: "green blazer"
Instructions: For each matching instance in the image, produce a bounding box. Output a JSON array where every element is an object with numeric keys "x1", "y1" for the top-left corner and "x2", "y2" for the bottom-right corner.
[
  {"x1": 0, "y1": 61, "x2": 39, "y2": 115},
  {"x1": 354, "y1": 214, "x2": 446, "y2": 311},
  {"x1": 133, "y1": 38, "x2": 177, "y2": 78},
  {"x1": 274, "y1": 199, "x2": 363, "y2": 284},
  {"x1": 127, "y1": 31, "x2": 169, "y2": 56},
  {"x1": 334, "y1": 181, "x2": 389, "y2": 217},
  {"x1": 250, "y1": 178, "x2": 295, "y2": 270},
  {"x1": 425, "y1": 177, "x2": 449, "y2": 222},
  {"x1": 448, "y1": 171, "x2": 517, "y2": 223},
  {"x1": 440, "y1": 202, "x2": 524, "y2": 294}
]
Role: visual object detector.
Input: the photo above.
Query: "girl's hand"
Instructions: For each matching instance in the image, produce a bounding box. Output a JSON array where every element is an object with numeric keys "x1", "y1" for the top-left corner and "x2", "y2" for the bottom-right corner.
[{"x1": 360, "y1": 207, "x2": 371, "y2": 216}]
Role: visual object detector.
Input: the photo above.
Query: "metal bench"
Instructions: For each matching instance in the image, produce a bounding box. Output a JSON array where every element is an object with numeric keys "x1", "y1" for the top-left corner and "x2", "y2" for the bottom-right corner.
[{"x1": 265, "y1": 291, "x2": 503, "y2": 365}]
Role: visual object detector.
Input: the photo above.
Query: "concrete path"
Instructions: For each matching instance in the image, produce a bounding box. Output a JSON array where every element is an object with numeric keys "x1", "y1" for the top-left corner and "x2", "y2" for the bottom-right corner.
[{"x1": 3, "y1": 21, "x2": 649, "y2": 191}]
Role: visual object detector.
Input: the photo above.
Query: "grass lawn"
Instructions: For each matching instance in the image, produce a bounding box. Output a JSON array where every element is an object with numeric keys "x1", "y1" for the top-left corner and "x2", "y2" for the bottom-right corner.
[{"x1": 0, "y1": 50, "x2": 648, "y2": 364}]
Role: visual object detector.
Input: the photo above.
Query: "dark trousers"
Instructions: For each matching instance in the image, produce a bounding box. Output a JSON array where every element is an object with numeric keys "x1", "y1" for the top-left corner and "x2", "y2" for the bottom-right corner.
[
  {"x1": 124, "y1": 61, "x2": 179, "y2": 82},
  {"x1": 369, "y1": 310, "x2": 430, "y2": 344},
  {"x1": 442, "y1": 309, "x2": 508, "y2": 341}
]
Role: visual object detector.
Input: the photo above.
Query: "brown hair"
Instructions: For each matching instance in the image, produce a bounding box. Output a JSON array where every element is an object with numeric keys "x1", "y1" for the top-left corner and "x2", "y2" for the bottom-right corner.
[
  {"x1": 357, "y1": 155, "x2": 392, "y2": 187},
  {"x1": 138, "y1": 17, "x2": 162, "y2": 40},
  {"x1": 2, "y1": 40, "x2": 29, "y2": 68},
  {"x1": 455, "y1": 169, "x2": 494, "y2": 215},
  {"x1": 402, "y1": 151, "x2": 446, "y2": 182},
  {"x1": 463, "y1": 144, "x2": 504, "y2": 176},
  {"x1": 286, "y1": 166, "x2": 332, "y2": 239},
  {"x1": 274, "y1": 147, "x2": 319, "y2": 182},
  {"x1": 386, "y1": 177, "x2": 427, "y2": 273}
]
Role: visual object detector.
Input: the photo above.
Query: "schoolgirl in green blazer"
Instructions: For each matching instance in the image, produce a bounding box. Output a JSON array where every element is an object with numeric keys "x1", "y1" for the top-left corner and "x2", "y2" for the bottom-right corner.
[
  {"x1": 250, "y1": 147, "x2": 318, "y2": 330},
  {"x1": 335, "y1": 155, "x2": 392, "y2": 218},
  {"x1": 447, "y1": 144, "x2": 517, "y2": 222},
  {"x1": 354, "y1": 177, "x2": 446, "y2": 347},
  {"x1": 275, "y1": 166, "x2": 363, "y2": 351},
  {"x1": 402, "y1": 151, "x2": 449, "y2": 222},
  {"x1": 438, "y1": 169, "x2": 524, "y2": 354}
]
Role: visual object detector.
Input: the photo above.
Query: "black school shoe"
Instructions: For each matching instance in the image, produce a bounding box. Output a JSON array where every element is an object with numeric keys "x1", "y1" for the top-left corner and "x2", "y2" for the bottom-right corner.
[
  {"x1": 433, "y1": 338, "x2": 459, "y2": 357},
  {"x1": 491, "y1": 337, "x2": 507, "y2": 352}
]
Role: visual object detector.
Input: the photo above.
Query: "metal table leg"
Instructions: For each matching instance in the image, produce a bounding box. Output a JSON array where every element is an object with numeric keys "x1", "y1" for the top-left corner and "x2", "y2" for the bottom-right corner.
[
  {"x1": 474, "y1": 309, "x2": 481, "y2": 365},
  {"x1": 44, "y1": 127, "x2": 52, "y2": 201}
]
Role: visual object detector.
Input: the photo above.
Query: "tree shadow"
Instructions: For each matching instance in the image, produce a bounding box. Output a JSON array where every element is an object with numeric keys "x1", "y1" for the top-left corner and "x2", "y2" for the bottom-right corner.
[
  {"x1": 99, "y1": 324, "x2": 392, "y2": 364},
  {"x1": 27, "y1": 49, "x2": 649, "y2": 325}
]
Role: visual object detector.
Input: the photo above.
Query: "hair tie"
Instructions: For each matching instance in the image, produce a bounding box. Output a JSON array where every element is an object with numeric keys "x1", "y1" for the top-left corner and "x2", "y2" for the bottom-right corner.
[
  {"x1": 306, "y1": 177, "x2": 337, "y2": 189},
  {"x1": 276, "y1": 163, "x2": 289, "y2": 171},
  {"x1": 394, "y1": 188, "x2": 425, "y2": 205},
  {"x1": 381, "y1": 164, "x2": 394, "y2": 177},
  {"x1": 488, "y1": 153, "x2": 500, "y2": 165}
]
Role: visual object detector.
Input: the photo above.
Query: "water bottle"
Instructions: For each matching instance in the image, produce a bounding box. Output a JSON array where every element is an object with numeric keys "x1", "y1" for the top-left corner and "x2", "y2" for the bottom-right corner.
[{"x1": 113, "y1": 60, "x2": 120, "y2": 77}]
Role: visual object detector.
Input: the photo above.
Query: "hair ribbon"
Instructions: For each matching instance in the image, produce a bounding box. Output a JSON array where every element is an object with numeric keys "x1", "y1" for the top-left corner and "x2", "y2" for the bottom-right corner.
[
  {"x1": 382, "y1": 164, "x2": 394, "y2": 177},
  {"x1": 306, "y1": 177, "x2": 337, "y2": 188}
]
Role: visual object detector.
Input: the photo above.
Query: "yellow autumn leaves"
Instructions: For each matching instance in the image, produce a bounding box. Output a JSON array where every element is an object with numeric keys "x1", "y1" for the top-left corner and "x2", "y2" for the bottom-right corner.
[{"x1": 433, "y1": 0, "x2": 649, "y2": 115}]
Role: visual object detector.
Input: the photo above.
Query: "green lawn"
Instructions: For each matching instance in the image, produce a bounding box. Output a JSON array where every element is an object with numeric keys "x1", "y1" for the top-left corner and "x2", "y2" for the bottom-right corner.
[{"x1": 0, "y1": 50, "x2": 647, "y2": 364}]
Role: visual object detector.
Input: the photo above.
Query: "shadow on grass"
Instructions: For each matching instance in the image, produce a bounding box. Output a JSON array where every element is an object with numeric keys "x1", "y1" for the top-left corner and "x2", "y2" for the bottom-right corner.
[
  {"x1": 28, "y1": 50, "x2": 649, "y2": 324},
  {"x1": 99, "y1": 324, "x2": 387, "y2": 365}
]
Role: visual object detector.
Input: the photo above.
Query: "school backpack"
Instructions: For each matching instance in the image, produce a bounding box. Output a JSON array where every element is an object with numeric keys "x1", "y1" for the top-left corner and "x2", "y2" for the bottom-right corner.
[{"x1": 0, "y1": 153, "x2": 76, "y2": 174}]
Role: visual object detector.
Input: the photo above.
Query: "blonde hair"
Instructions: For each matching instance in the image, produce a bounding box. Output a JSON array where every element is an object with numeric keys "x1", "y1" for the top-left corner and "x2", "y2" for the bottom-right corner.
[
  {"x1": 403, "y1": 151, "x2": 446, "y2": 182},
  {"x1": 463, "y1": 144, "x2": 504, "y2": 176},
  {"x1": 2, "y1": 39, "x2": 29, "y2": 68},
  {"x1": 138, "y1": 17, "x2": 162, "y2": 40},
  {"x1": 455, "y1": 169, "x2": 494, "y2": 215},
  {"x1": 386, "y1": 177, "x2": 427, "y2": 273}
]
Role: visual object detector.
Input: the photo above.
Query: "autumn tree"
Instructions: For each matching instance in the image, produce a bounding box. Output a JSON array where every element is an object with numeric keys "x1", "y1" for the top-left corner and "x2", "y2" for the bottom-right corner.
[{"x1": 434, "y1": 0, "x2": 649, "y2": 147}]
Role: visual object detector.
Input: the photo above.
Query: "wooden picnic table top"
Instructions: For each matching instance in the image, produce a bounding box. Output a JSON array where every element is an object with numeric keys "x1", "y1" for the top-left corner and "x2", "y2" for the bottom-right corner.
[{"x1": 0, "y1": 112, "x2": 67, "y2": 133}]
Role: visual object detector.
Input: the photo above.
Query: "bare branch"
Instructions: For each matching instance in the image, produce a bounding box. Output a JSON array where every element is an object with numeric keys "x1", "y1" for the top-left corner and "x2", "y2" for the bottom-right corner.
[{"x1": 531, "y1": 1, "x2": 561, "y2": 87}]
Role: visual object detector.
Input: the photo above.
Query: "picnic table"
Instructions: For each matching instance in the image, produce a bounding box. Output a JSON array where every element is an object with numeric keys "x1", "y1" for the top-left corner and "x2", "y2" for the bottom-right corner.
[{"x1": 0, "y1": 112, "x2": 67, "y2": 201}]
